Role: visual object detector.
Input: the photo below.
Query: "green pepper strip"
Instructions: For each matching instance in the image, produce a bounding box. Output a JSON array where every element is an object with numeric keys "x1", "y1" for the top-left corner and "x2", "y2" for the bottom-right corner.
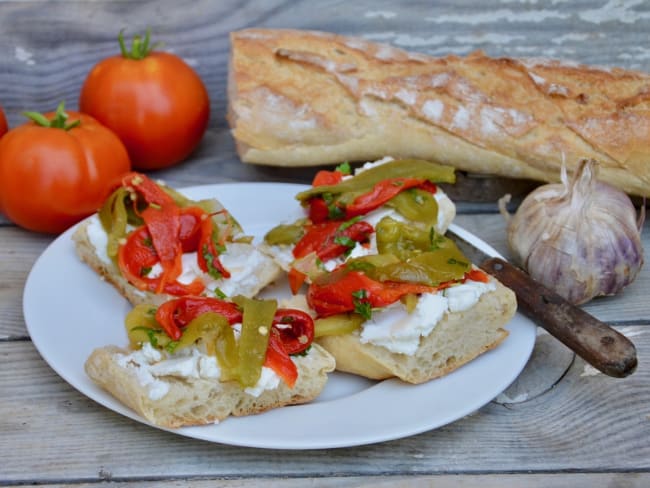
[
  {"x1": 99, "y1": 187, "x2": 130, "y2": 260},
  {"x1": 295, "y1": 159, "x2": 456, "y2": 203},
  {"x1": 233, "y1": 296, "x2": 278, "y2": 388}
]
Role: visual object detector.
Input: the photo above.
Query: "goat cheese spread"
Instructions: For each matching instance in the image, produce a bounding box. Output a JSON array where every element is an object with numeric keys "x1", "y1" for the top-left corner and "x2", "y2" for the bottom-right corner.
[
  {"x1": 115, "y1": 342, "x2": 283, "y2": 401},
  {"x1": 360, "y1": 278, "x2": 496, "y2": 355}
]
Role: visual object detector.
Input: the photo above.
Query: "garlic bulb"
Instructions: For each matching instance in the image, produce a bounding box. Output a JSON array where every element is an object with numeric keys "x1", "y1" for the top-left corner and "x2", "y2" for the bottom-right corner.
[{"x1": 500, "y1": 159, "x2": 644, "y2": 305}]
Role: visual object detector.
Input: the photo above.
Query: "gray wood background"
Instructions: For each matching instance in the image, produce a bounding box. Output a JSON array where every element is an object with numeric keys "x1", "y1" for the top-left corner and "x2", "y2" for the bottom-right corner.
[{"x1": 1, "y1": 1, "x2": 649, "y2": 486}]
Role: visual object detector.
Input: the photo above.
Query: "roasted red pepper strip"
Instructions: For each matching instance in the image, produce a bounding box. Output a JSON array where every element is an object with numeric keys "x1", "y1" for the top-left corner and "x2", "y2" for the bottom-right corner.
[
  {"x1": 122, "y1": 172, "x2": 176, "y2": 207},
  {"x1": 287, "y1": 267, "x2": 308, "y2": 295},
  {"x1": 178, "y1": 206, "x2": 206, "y2": 253},
  {"x1": 307, "y1": 270, "x2": 438, "y2": 317},
  {"x1": 312, "y1": 169, "x2": 344, "y2": 187},
  {"x1": 272, "y1": 308, "x2": 315, "y2": 355},
  {"x1": 117, "y1": 172, "x2": 231, "y2": 291},
  {"x1": 264, "y1": 328, "x2": 298, "y2": 388},
  {"x1": 155, "y1": 296, "x2": 243, "y2": 340},
  {"x1": 117, "y1": 225, "x2": 205, "y2": 298},
  {"x1": 293, "y1": 220, "x2": 374, "y2": 261},
  {"x1": 123, "y1": 172, "x2": 183, "y2": 291},
  {"x1": 197, "y1": 215, "x2": 231, "y2": 278},
  {"x1": 344, "y1": 177, "x2": 427, "y2": 219},
  {"x1": 464, "y1": 268, "x2": 489, "y2": 283},
  {"x1": 308, "y1": 197, "x2": 330, "y2": 224},
  {"x1": 263, "y1": 308, "x2": 317, "y2": 387}
]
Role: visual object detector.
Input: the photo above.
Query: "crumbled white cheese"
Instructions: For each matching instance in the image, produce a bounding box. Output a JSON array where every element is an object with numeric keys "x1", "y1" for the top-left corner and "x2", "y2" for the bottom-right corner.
[
  {"x1": 147, "y1": 242, "x2": 270, "y2": 298},
  {"x1": 115, "y1": 343, "x2": 169, "y2": 400},
  {"x1": 217, "y1": 243, "x2": 272, "y2": 297},
  {"x1": 354, "y1": 156, "x2": 395, "y2": 175},
  {"x1": 267, "y1": 243, "x2": 295, "y2": 269}
]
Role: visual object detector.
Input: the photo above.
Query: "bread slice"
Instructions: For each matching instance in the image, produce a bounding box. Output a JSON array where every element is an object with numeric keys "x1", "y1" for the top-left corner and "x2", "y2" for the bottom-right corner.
[
  {"x1": 73, "y1": 217, "x2": 282, "y2": 306},
  {"x1": 85, "y1": 343, "x2": 335, "y2": 428},
  {"x1": 315, "y1": 278, "x2": 516, "y2": 384},
  {"x1": 229, "y1": 28, "x2": 650, "y2": 197}
]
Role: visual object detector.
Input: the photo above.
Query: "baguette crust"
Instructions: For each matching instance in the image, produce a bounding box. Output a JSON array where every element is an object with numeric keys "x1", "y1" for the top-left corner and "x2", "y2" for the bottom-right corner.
[
  {"x1": 73, "y1": 218, "x2": 282, "y2": 306},
  {"x1": 316, "y1": 278, "x2": 516, "y2": 384},
  {"x1": 85, "y1": 343, "x2": 335, "y2": 428},
  {"x1": 229, "y1": 28, "x2": 650, "y2": 196}
]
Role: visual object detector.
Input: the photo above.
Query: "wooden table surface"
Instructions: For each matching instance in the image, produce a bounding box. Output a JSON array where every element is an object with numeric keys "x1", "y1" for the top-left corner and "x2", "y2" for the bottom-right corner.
[{"x1": 2, "y1": 1, "x2": 649, "y2": 486}]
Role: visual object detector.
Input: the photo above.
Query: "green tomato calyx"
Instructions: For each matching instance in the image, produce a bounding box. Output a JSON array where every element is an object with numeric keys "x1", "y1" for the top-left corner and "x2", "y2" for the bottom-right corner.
[
  {"x1": 118, "y1": 28, "x2": 163, "y2": 60},
  {"x1": 23, "y1": 102, "x2": 80, "y2": 131}
]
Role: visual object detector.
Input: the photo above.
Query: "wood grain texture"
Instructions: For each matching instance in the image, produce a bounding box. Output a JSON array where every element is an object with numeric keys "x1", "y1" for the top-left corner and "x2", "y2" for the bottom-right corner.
[
  {"x1": 2, "y1": 0, "x2": 650, "y2": 485},
  {"x1": 1, "y1": 327, "x2": 648, "y2": 482},
  {"x1": 3, "y1": 473, "x2": 650, "y2": 488}
]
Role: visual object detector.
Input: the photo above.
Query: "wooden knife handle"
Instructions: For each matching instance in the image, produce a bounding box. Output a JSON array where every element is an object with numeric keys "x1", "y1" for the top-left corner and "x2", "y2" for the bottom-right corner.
[{"x1": 481, "y1": 257, "x2": 638, "y2": 378}]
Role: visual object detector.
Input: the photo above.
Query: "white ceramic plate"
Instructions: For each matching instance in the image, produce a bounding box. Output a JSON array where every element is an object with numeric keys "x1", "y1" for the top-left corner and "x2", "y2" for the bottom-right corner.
[{"x1": 23, "y1": 182, "x2": 536, "y2": 449}]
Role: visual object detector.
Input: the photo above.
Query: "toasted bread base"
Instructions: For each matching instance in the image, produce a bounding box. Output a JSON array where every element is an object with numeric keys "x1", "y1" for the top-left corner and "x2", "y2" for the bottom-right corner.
[
  {"x1": 316, "y1": 279, "x2": 516, "y2": 384},
  {"x1": 73, "y1": 218, "x2": 282, "y2": 306},
  {"x1": 85, "y1": 343, "x2": 336, "y2": 428}
]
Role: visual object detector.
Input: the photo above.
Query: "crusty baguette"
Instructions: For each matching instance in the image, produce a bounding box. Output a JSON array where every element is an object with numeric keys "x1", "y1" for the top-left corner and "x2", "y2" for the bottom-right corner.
[
  {"x1": 85, "y1": 343, "x2": 335, "y2": 428},
  {"x1": 316, "y1": 278, "x2": 516, "y2": 384},
  {"x1": 228, "y1": 28, "x2": 650, "y2": 197},
  {"x1": 73, "y1": 217, "x2": 282, "y2": 306}
]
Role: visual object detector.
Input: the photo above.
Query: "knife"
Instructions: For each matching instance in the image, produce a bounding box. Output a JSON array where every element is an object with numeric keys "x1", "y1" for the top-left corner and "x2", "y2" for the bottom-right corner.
[{"x1": 447, "y1": 226, "x2": 638, "y2": 378}]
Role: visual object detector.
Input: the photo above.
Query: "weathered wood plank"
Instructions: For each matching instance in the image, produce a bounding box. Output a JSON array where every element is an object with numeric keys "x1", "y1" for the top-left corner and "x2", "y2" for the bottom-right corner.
[
  {"x1": 1, "y1": 325, "x2": 648, "y2": 482},
  {"x1": 2, "y1": 0, "x2": 650, "y2": 485},
  {"x1": 4, "y1": 473, "x2": 650, "y2": 488}
]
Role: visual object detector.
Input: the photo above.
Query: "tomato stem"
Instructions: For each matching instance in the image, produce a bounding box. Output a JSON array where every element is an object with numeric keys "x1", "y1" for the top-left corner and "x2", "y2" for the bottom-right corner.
[
  {"x1": 23, "y1": 101, "x2": 80, "y2": 131},
  {"x1": 118, "y1": 28, "x2": 163, "y2": 60}
]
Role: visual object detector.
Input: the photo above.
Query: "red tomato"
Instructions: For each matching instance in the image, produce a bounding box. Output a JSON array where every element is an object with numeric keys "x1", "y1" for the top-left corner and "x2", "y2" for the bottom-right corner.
[
  {"x1": 0, "y1": 104, "x2": 131, "y2": 234},
  {"x1": 0, "y1": 106, "x2": 8, "y2": 138},
  {"x1": 79, "y1": 30, "x2": 210, "y2": 170}
]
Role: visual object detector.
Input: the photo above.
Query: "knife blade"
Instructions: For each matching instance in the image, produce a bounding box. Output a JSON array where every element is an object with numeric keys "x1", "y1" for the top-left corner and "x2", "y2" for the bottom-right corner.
[{"x1": 446, "y1": 226, "x2": 637, "y2": 378}]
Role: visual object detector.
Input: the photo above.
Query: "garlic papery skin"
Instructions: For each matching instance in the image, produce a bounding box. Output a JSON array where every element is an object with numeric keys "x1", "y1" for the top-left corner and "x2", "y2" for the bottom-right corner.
[{"x1": 500, "y1": 159, "x2": 644, "y2": 305}]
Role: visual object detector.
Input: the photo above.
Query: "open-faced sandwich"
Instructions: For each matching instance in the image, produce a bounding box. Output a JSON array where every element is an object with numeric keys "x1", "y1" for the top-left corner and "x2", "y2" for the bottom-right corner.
[
  {"x1": 85, "y1": 295, "x2": 335, "y2": 428},
  {"x1": 73, "y1": 172, "x2": 282, "y2": 305},
  {"x1": 261, "y1": 157, "x2": 457, "y2": 292},
  {"x1": 302, "y1": 215, "x2": 517, "y2": 384}
]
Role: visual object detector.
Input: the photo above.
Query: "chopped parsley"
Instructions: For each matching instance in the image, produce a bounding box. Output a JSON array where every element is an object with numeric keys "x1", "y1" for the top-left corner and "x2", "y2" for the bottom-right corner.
[
  {"x1": 352, "y1": 289, "x2": 372, "y2": 320},
  {"x1": 338, "y1": 216, "x2": 363, "y2": 231},
  {"x1": 334, "y1": 234, "x2": 356, "y2": 249},
  {"x1": 335, "y1": 161, "x2": 352, "y2": 175},
  {"x1": 202, "y1": 244, "x2": 223, "y2": 280},
  {"x1": 140, "y1": 266, "x2": 152, "y2": 277},
  {"x1": 323, "y1": 192, "x2": 345, "y2": 219},
  {"x1": 213, "y1": 287, "x2": 227, "y2": 299},
  {"x1": 131, "y1": 326, "x2": 162, "y2": 348},
  {"x1": 328, "y1": 203, "x2": 345, "y2": 220}
]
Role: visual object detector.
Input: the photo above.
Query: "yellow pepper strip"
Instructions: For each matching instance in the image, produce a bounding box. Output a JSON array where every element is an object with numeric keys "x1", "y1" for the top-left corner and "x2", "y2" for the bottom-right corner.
[
  {"x1": 125, "y1": 303, "x2": 173, "y2": 350},
  {"x1": 314, "y1": 313, "x2": 365, "y2": 337}
]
